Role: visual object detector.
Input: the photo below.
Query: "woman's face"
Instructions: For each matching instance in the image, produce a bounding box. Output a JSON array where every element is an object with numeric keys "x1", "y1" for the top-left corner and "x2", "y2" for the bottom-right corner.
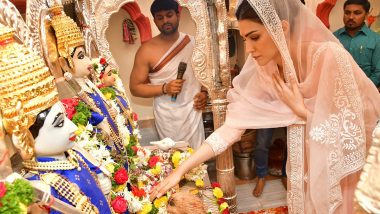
[
  {"x1": 238, "y1": 19, "x2": 281, "y2": 66},
  {"x1": 34, "y1": 102, "x2": 77, "y2": 156},
  {"x1": 72, "y1": 46, "x2": 93, "y2": 77}
]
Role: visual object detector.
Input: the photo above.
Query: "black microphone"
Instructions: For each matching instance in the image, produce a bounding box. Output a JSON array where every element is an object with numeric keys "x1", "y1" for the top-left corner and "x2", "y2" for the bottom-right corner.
[{"x1": 171, "y1": 62, "x2": 187, "y2": 101}]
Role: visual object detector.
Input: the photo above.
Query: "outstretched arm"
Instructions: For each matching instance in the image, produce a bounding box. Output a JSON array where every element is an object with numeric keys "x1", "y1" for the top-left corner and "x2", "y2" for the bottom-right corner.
[{"x1": 150, "y1": 125, "x2": 245, "y2": 199}]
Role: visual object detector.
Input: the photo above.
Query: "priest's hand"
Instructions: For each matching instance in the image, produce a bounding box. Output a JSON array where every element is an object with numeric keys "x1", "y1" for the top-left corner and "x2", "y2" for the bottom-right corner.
[
  {"x1": 150, "y1": 170, "x2": 182, "y2": 200},
  {"x1": 193, "y1": 91, "x2": 207, "y2": 110},
  {"x1": 272, "y1": 73, "x2": 308, "y2": 120},
  {"x1": 166, "y1": 79, "x2": 185, "y2": 95}
]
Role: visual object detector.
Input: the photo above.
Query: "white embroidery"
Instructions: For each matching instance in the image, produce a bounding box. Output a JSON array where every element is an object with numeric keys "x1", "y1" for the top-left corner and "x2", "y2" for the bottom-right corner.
[
  {"x1": 204, "y1": 132, "x2": 228, "y2": 156},
  {"x1": 287, "y1": 125, "x2": 305, "y2": 214},
  {"x1": 309, "y1": 43, "x2": 366, "y2": 212}
]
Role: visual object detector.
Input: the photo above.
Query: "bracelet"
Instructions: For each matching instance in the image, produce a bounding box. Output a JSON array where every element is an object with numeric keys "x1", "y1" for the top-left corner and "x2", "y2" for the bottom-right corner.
[{"x1": 162, "y1": 83, "x2": 167, "y2": 94}]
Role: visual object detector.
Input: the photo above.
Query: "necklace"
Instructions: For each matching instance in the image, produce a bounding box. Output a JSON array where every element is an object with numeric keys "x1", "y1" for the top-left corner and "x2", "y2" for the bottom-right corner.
[{"x1": 23, "y1": 154, "x2": 80, "y2": 171}]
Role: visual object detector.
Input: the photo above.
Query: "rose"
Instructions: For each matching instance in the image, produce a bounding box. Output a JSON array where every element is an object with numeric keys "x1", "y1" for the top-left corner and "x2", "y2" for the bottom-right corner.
[
  {"x1": 61, "y1": 98, "x2": 79, "y2": 120},
  {"x1": 132, "y1": 146, "x2": 139, "y2": 154},
  {"x1": 211, "y1": 182, "x2": 221, "y2": 188},
  {"x1": 217, "y1": 198, "x2": 226, "y2": 205},
  {"x1": 131, "y1": 186, "x2": 146, "y2": 198},
  {"x1": 132, "y1": 112, "x2": 138, "y2": 122},
  {"x1": 100, "y1": 58, "x2": 107, "y2": 65},
  {"x1": 114, "y1": 168, "x2": 129, "y2": 185},
  {"x1": 0, "y1": 182, "x2": 7, "y2": 197},
  {"x1": 148, "y1": 156, "x2": 160, "y2": 168},
  {"x1": 111, "y1": 196, "x2": 128, "y2": 213},
  {"x1": 222, "y1": 208, "x2": 230, "y2": 214}
]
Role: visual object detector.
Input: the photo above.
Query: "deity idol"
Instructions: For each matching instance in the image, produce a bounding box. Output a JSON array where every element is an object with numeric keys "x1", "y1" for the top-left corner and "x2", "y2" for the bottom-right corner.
[
  {"x1": 48, "y1": 6, "x2": 132, "y2": 157},
  {"x1": 0, "y1": 25, "x2": 112, "y2": 214}
]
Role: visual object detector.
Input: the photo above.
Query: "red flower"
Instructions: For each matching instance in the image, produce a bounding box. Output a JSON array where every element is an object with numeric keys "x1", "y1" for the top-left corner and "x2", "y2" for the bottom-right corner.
[
  {"x1": 114, "y1": 168, "x2": 129, "y2": 185},
  {"x1": 217, "y1": 198, "x2": 226, "y2": 205},
  {"x1": 211, "y1": 182, "x2": 221, "y2": 188},
  {"x1": 111, "y1": 196, "x2": 128, "y2": 213},
  {"x1": 100, "y1": 58, "x2": 107, "y2": 65},
  {"x1": 131, "y1": 186, "x2": 146, "y2": 198},
  {"x1": 61, "y1": 98, "x2": 79, "y2": 120},
  {"x1": 131, "y1": 146, "x2": 139, "y2": 154},
  {"x1": 0, "y1": 182, "x2": 6, "y2": 197},
  {"x1": 367, "y1": 15, "x2": 376, "y2": 27},
  {"x1": 132, "y1": 112, "x2": 138, "y2": 121},
  {"x1": 222, "y1": 208, "x2": 230, "y2": 214},
  {"x1": 148, "y1": 156, "x2": 160, "y2": 168}
]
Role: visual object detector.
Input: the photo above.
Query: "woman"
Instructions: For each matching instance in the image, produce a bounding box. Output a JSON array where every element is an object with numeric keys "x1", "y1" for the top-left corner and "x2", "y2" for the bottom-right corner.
[{"x1": 151, "y1": 0, "x2": 380, "y2": 213}]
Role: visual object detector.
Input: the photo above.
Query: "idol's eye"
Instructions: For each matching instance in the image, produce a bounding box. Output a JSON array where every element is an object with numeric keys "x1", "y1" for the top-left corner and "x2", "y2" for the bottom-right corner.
[
  {"x1": 77, "y1": 51, "x2": 85, "y2": 60},
  {"x1": 52, "y1": 113, "x2": 65, "y2": 128}
]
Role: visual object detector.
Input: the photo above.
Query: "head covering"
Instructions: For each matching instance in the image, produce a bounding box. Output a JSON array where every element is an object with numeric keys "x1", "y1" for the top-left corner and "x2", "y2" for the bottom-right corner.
[
  {"x1": 228, "y1": 0, "x2": 380, "y2": 213},
  {"x1": 50, "y1": 5, "x2": 85, "y2": 68},
  {"x1": 0, "y1": 25, "x2": 59, "y2": 159}
]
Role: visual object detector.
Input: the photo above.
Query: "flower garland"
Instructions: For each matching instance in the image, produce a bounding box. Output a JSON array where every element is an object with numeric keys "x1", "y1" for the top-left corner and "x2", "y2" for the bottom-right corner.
[
  {"x1": 75, "y1": 123, "x2": 115, "y2": 170},
  {"x1": 0, "y1": 179, "x2": 34, "y2": 213},
  {"x1": 62, "y1": 98, "x2": 91, "y2": 127},
  {"x1": 192, "y1": 182, "x2": 230, "y2": 214},
  {"x1": 111, "y1": 145, "x2": 208, "y2": 214}
]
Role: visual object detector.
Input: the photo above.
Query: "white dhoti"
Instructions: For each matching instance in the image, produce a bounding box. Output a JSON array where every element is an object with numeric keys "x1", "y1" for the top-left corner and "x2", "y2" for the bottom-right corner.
[{"x1": 149, "y1": 33, "x2": 204, "y2": 149}]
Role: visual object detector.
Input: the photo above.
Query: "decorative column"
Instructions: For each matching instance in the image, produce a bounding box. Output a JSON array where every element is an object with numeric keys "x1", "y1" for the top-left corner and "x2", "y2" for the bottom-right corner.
[{"x1": 206, "y1": 0, "x2": 237, "y2": 212}]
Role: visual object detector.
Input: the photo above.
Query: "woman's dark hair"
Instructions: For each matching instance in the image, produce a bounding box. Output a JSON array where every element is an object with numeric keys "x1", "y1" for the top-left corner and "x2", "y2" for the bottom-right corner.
[
  {"x1": 344, "y1": 0, "x2": 370, "y2": 13},
  {"x1": 29, "y1": 108, "x2": 51, "y2": 138},
  {"x1": 150, "y1": 0, "x2": 179, "y2": 17},
  {"x1": 235, "y1": 0, "x2": 262, "y2": 24}
]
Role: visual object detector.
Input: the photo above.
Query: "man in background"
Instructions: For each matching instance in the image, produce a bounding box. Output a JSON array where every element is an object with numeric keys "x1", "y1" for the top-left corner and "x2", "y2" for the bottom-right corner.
[
  {"x1": 130, "y1": 0, "x2": 207, "y2": 148},
  {"x1": 334, "y1": 0, "x2": 380, "y2": 88}
]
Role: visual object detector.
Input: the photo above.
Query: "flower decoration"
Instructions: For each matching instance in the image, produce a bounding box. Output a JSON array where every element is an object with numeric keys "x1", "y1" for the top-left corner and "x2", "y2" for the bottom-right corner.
[
  {"x1": 195, "y1": 179, "x2": 204, "y2": 188},
  {"x1": 148, "y1": 156, "x2": 160, "y2": 168},
  {"x1": 197, "y1": 182, "x2": 230, "y2": 214},
  {"x1": 100, "y1": 57, "x2": 107, "y2": 65},
  {"x1": 114, "y1": 167, "x2": 129, "y2": 185},
  {"x1": 0, "y1": 182, "x2": 6, "y2": 197},
  {"x1": 0, "y1": 179, "x2": 34, "y2": 214},
  {"x1": 61, "y1": 98, "x2": 92, "y2": 127},
  {"x1": 100, "y1": 87, "x2": 117, "y2": 100},
  {"x1": 131, "y1": 185, "x2": 147, "y2": 198},
  {"x1": 111, "y1": 196, "x2": 128, "y2": 213},
  {"x1": 213, "y1": 187, "x2": 224, "y2": 199}
]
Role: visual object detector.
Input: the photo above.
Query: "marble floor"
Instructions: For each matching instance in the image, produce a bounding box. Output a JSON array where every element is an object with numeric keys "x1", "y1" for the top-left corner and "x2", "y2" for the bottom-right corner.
[{"x1": 236, "y1": 179, "x2": 287, "y2": 213}]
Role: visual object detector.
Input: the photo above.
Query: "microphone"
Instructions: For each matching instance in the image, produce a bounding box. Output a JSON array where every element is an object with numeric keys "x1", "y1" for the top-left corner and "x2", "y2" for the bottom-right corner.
[{"x1": 171, "y1": 62, "x2": 187, "y2": 101}]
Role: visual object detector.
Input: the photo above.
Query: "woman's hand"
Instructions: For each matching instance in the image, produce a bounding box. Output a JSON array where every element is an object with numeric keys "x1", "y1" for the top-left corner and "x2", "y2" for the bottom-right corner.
[
  {"x1": 150, "y1": 169, "x2": 183, "y2": 200},
  {"x1": 272, "y1": 73, "x2": 308, "y2": 120}
]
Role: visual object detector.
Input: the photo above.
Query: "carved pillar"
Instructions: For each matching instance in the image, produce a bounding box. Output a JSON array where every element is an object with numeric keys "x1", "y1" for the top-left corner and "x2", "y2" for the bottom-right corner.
[{"x1": 206, "y1": 0, "x2": 237, "y2": 212}]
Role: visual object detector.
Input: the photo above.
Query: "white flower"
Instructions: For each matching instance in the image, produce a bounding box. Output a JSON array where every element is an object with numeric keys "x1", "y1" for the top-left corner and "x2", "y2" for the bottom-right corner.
[{"x1": 124, "y1": 191, "x2": 144, "y2": 213}]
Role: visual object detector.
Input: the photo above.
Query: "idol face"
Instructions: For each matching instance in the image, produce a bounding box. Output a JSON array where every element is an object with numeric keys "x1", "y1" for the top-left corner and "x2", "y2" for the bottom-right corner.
[
  {"x1": 34, "y1": 102, "x2": 77, "y2": 156},
  {"x1": 101, "y1": 66, "x2": 116, "y2": 87},
  {"x1": 71, "y1": 46, "x2": 93, "y2": 77}
]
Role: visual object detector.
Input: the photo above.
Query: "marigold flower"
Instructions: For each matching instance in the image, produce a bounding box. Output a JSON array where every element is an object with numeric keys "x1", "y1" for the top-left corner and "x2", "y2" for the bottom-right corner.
[{"x1": 213, "y1": 187, "x2": 224, "y2": 199}]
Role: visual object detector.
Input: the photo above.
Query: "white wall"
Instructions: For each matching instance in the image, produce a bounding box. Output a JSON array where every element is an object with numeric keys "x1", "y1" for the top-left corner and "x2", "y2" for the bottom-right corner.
[{"x1": 106, "y1": 2, "x2": 196, "y2": 120}]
